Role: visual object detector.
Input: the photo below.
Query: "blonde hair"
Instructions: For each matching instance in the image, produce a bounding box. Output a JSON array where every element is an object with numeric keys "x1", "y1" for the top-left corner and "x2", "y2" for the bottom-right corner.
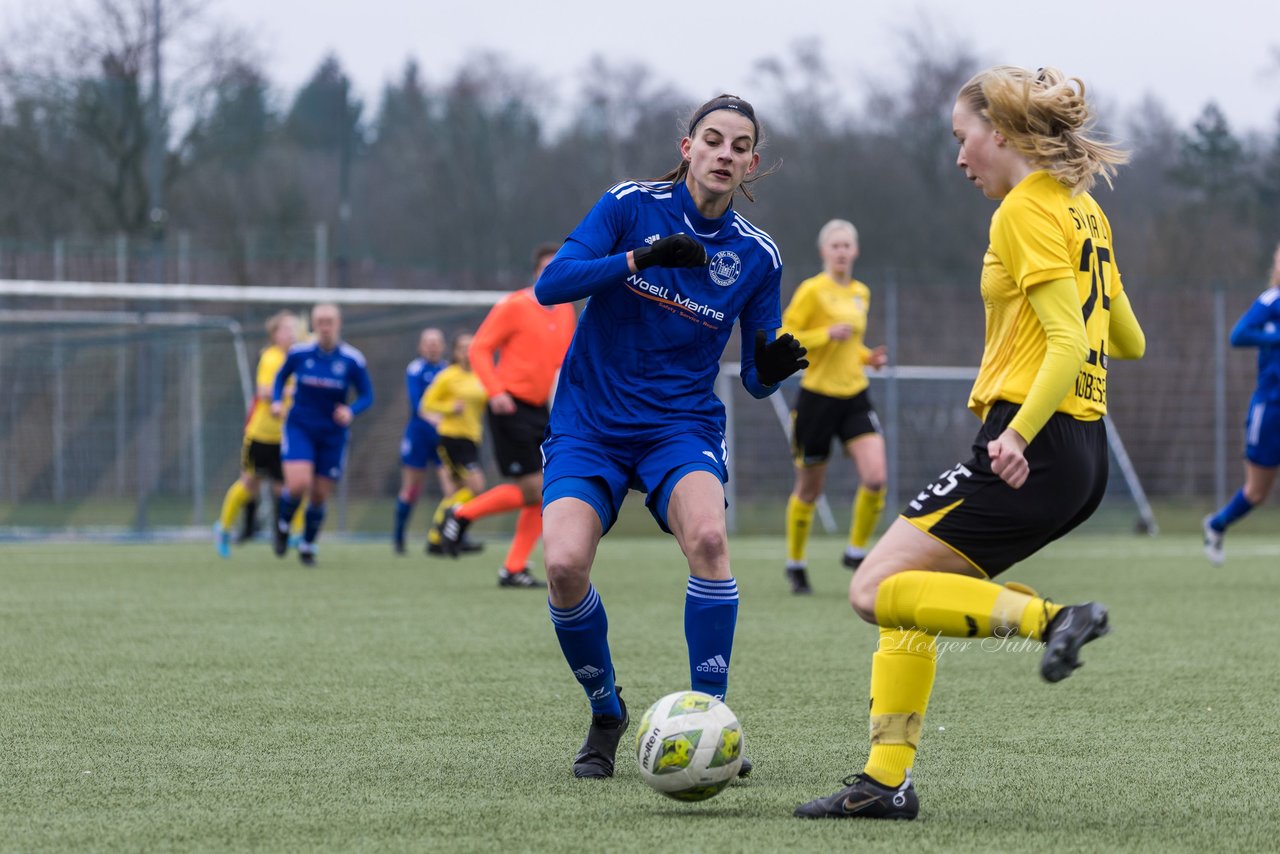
[
  {"x1": 957, "y1": 66, "x2": 1128, "y2": 195},
  {"x1": 817, "y1": 218, "x2": 858, "y2": 248},
  {"x1": 264, "y1": 310, "x2": 296, "y2": 339}
]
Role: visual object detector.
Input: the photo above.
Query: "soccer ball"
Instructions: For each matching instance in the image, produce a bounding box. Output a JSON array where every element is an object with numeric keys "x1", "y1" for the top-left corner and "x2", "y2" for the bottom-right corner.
[{"x1": 634, "y1": 690, "x2": 743, "y2": 801}]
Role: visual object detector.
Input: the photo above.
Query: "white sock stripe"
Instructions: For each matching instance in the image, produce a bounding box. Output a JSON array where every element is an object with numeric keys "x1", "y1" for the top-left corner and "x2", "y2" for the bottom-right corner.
[
  {"x1": 686, "y1": 577, "x2": 739, "y2": 600},
  {"x1": 548, "y1": 585, "x2": 600, "y2": 624}
]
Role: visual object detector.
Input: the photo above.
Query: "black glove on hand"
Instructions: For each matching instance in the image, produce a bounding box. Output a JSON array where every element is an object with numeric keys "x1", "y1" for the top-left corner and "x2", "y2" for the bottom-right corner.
[
  {"x1": 754, "y1": 330, "x2": 808, "y2": 386},
  {"x1": 632, "y1": 233, "x2": 708, "y2": 270}
]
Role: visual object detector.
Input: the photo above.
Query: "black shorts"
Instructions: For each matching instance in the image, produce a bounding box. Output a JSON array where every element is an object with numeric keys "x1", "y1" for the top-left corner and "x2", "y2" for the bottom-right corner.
[
  {"x1": 792, "y1": 388, "x2": 881, "y2": 466},
  {"x1": 900, "y1": 401, "x2": 1108, "y2": 577},
  {"x1": 240, "y1": 439, "x2": 283, "y2": 482},
  {"x1": 438, "y1": 436, "x2": 482, "y2": 481},
  {"x1": 488, "y1": 398, "x2": 549, "y2": 478}
]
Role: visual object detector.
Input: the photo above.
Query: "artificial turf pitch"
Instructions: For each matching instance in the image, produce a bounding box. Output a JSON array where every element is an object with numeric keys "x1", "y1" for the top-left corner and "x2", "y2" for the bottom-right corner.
[{"x1": 4, "y1": 532, "x2": 1278, "y2": 852}]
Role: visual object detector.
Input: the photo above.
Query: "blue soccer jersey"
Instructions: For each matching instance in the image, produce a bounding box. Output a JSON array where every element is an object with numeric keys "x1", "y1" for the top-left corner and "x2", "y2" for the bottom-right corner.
[
  {"x1": 274, "y1": 341, "x2": 374, "y2": 432},
  {"x1": 536, "y1": 180, "x2": 783, "y2": 443},
  {"x1": 404, "y1": 357, "x2": 448, "y2": 421},
  {"x1": 1231, "y1": 287, "x2": 1280, "y2": 403}
]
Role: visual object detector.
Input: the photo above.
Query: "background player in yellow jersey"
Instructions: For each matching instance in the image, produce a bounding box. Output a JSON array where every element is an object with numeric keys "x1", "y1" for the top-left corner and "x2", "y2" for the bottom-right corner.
[
  {"x1": 214, "y1": 311, "x2": 299, "y2": 558},
  {"x1": 420, "y1": 333, "x2": 489, "y2": 531},
  {"x1": 796, "y1": 65, "x2": 1146, "y2": 821},
  {"x1": 781, "y1": 219, "x2": 888, "y2": 594}
]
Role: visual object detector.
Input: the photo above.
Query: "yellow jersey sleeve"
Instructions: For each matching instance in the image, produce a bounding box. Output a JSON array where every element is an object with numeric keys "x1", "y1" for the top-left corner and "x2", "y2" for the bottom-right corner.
[
  {"x1": 421, "y1": 366, "x2": 486, "y2": 443},
  {"x1": 969, "y1": 171, "x2": 1133, "y2": 426},
  {"x1": 782, "y1": 273, "x2": 873, "y2": 398},
  {"x1": 244, "y1": 346, "x2": 288, "y2": 444}
]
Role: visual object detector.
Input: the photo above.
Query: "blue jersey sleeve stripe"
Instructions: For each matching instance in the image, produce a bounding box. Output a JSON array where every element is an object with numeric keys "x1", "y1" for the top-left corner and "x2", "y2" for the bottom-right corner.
[{"x1": 730, "y1": 220, "x2": 781, "y2": 269}]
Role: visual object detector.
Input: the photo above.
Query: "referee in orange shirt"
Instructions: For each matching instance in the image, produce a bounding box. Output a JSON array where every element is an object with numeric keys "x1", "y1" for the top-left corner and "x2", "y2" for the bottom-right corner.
[{"x1": 437, "y1": 243, "x2": 577, "y2": 588}]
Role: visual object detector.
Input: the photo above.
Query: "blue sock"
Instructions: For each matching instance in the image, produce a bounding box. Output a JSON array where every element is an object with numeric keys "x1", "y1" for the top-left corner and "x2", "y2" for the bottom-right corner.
[
  {"x1": 1211, "y1": 489, "x2": 1255, "y2": 532},
  {"x1": 304, "y1": 504, "x2": 326, "y2": 544},
  {"x1": 685, "y1": 576, "x2": 739, "y2": 701},
  {"x1": 394, "y1": 498, "x2": 413, "y2": 542},
  {"x1": 276, "y1": 491, "x2": 301, "y2": 536},
  {"x1": 549, "y1": 585, "x2": 621, "y2": 718}
]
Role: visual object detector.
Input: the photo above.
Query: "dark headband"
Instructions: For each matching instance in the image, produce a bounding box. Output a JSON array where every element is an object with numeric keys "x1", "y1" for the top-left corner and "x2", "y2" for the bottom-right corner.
[{"x1": 688, "y1": 98, "x2": 759, "y2": 141}]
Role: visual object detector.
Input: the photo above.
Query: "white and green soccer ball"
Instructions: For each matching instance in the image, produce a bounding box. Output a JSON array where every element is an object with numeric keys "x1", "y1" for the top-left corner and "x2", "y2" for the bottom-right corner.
[{"x1": 634, "y1": 690, "x2": 743, "y2": 802}]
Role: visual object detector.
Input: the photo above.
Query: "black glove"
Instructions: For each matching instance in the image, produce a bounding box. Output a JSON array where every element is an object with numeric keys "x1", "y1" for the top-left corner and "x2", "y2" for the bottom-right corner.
[
  {"x1": 632, "y1": 233, "x2": 708, "y2": 270},
  {"x1": 754, "y1": 330, "x2": 808, "y2": 386}
]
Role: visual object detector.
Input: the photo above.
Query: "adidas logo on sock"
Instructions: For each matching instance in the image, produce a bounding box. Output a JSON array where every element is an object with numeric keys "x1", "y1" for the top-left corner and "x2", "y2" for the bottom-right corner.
[
  {"x1": 573, "y1": 664, "x2": 604, "y2": 680},
  {"x1": 695, "y1": 655, "x2": 728, "y2": 674}
]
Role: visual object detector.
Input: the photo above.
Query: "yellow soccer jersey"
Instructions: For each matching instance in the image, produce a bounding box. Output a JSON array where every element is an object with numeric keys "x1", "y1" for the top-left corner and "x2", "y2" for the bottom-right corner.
[
  {"x1": 420, "y1": 365, "x2": 488, "y2": 443},
  {"x1": 969, "y1": 170, "x2": 1125, "y2": 423},
  {"x1": 244, "y1": 345, "x2": 292, "y2": 444},
  {"x1": 782, "y1": 273, "x2": 875, "y2": 398}
]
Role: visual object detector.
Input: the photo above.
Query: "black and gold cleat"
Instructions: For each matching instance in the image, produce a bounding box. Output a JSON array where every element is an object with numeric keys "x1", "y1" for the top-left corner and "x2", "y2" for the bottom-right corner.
[
  {"x1": 794, "y1": 771, "x2": 918, "y2": 820},
  {"x1": 1040, "y1": 602, "x2": 1109, "y2": 683},
  {"x1": 573, "y1": 693, "x2": 629, "y2": 779}
]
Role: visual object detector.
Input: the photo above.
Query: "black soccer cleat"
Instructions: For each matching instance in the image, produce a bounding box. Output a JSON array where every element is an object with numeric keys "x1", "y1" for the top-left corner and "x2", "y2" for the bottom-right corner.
[
  {"x1": 272, "y1": 519, "x2": 289, "y2": 557},
  {"x1": 458, "y1": 535, "x2": 485, "y2": 554},
  {"x1": 425, "y1": 539, "x2": 444, "y2": 556},
  {"x1": 1040, "y1": 602, "x2": 1109, "y2": 683},
  {"x1": 438, "y1": 507, "x2": 472, "y2": 558},
  {"x1": 794, "y1": 771, "x2": 918, "y2": 820},
  {"x1": 785, "y1": 566, "x2": 812, "y2": 595},
  {"x1": 738, "y1": 755, "x2": 754, "y2": 778},
  {"x1": 842, "y1": 552, "x2": 866, "y2": 571},
  {"x1": 573, "y1": 693, "x2": 629, "y2": 779},
  {"x1": 393, "y1": 537, "x2": 406, "y2": 556},
  {"x1": 498, "y1": 567, "x2": 546, "y2": 588},
  {"x1": 297, "y1": 542, "x2": 317, "y2": 567}
]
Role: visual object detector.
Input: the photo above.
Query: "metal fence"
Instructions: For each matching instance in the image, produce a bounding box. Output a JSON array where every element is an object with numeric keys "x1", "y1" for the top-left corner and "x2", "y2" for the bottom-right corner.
[{"x1": 0, "y1": 266, "x2": 1266, "y2": 536}]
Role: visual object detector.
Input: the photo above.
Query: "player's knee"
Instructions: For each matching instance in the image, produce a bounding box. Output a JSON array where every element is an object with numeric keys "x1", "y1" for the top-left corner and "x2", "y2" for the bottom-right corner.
[
  {"x1": 848, "y1": 574, "x2": 880, "y2": 624},
  {"x1": 544, "y1": 552, "x2": 591, "y2": 596},
  {"x1": 682, "y1": 522, "x2": 728, "y2": 568},
  {"x1": 861, "y1": 479, "x2": 885, "y2": 494}
]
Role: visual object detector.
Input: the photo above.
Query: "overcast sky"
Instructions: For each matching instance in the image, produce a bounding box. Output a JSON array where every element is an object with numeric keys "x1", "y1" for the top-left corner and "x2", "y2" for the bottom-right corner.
[{"x1": 7, "y1": 0, "x2": 1280, "y2": 133}]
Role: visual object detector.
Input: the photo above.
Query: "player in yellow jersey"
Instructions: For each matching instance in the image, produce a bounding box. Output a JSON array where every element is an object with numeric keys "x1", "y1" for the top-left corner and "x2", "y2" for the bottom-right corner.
[
  {"x1": 781, "y1": 219, "x2": 888, "y2": 594},
  {"x1": 796, "y1": 66, "x2": 1146, "y2": 821},
  {"x1": 420, "y1": 333, "x2": 489, "y2": 535},
  {"x1": 215, "y1": 311, "x2": 300, "y2": 558}
]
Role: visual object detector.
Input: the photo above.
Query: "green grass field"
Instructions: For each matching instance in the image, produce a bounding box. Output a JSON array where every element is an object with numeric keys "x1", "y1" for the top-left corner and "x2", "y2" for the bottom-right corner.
[{"x1": 5, "y1": 531, "x2": 1279, "y2": 852}]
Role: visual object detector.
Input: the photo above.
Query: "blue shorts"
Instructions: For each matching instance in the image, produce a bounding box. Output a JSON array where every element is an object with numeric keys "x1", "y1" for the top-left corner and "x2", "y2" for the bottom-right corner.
[
  {"x1": 541, "y1": 428, "x2": 728, "y2": 534},
  {"x1": 1245, "y1": 396, "x2": 1280, "y2": 467},
  {"x1": 282, "y1": 420, "x2": 349, "y2": 481},
  {"x1": 400, "y1": 418, "x2": 441, "y2": 469}
]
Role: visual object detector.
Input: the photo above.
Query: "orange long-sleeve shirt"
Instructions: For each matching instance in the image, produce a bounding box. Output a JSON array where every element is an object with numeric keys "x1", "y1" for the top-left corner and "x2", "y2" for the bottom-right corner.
[{"x1": 469, "y1": 287, "x2": 576, "y2": 407}]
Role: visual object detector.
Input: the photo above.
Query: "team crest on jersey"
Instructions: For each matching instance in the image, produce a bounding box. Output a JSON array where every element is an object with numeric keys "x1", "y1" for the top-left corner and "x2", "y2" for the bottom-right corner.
[
  {"x1": 709, "y1": 250, "x2": 741, "y2": 287},
  {"x1": 332, "y1": 360, "x2": 347, "y2": 376}
]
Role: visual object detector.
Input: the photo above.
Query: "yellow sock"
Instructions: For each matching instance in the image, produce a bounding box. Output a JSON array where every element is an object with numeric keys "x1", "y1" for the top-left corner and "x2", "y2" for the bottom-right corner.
[
  {"x1": 864, "y1": 627, "x2": 935, "y2": 787},
  {"x1": 430, "y1": 487, "x2": 474, "y2": 541},
  {"x1": 875, "y1": 570, "x2": 1063, "y2": 640},
  {"x1": 290, "y1": 497, "x2": 308, "y2": 535},
  {"x1": 785, "y1": 494, "x2": 816, "y2": 564},
  {"x1": 849, "y1": 485, "x2": 885, "y2": 551},
  {"x1": 219, "y1": 480, "x2": 254, "y2": 530}
]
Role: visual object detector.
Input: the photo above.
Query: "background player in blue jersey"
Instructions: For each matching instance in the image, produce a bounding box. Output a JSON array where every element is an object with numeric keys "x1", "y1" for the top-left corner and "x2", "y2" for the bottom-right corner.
[
  {"x1": 271, "y1": 303, "x2": 374, "y2": 566},
  {"x1": 534, "y1": 94, "x2": 808, "y2": 779},
  {"x1": 393, "y1": 327, "x2": 449, "y2": 554},
  {"x1": 1204, "y1": 241, "x2": 1280, "y2": 565}
]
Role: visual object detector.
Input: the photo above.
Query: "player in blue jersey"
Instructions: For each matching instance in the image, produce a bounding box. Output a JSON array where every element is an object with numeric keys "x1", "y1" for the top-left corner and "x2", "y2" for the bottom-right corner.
[
  {"x1": 1204, "y1": 241, "x2": 1280, "y2": 565},
  {"x1": 534, "y1": 94, "x2": 808, "y2": 780},
  {"x1": 393, "y1": 327, "x2": 449, "y2": 554},
  {"x1": 270, "y1": 303, "x2": 374, "y2": 566}
]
